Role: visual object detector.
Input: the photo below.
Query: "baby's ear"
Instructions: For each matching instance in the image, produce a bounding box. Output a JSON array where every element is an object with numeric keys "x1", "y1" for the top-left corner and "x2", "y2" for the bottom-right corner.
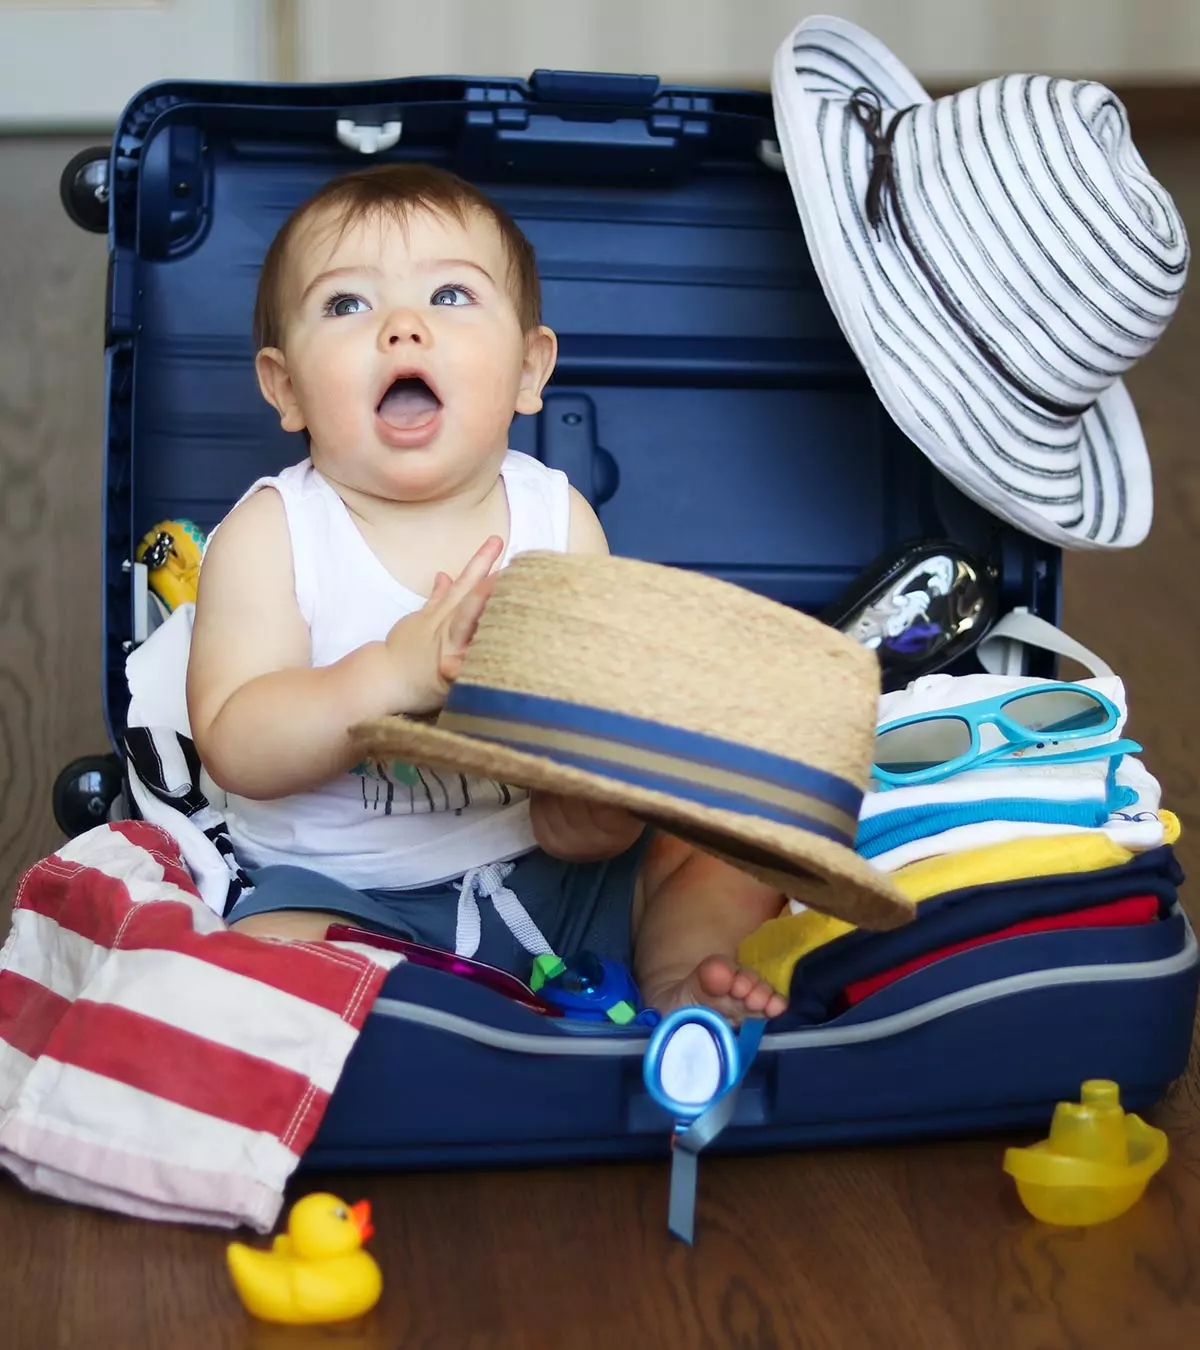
[
  {"x1": 255, "y1": 348, "x2": 306, "y2": 432},
  {"x1": 514, "y1": 326, "x2": 558, "y2": 416}
]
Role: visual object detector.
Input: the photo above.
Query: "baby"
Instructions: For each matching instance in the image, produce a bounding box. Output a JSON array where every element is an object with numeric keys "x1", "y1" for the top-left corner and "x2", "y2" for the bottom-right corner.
[{"x1": 187, "y1": 163, "x2": 789, "y2": 1022}]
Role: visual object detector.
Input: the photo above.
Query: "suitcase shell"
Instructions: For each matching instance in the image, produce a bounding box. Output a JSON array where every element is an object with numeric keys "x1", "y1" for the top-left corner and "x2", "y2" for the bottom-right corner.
[{"x1": 82, "y1": 70, "x2": 1195, "y2": 1168}]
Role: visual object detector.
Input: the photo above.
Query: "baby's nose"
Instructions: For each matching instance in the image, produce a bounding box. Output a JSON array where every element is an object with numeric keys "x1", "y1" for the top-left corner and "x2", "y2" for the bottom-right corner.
[{"x1": 383, "y1": 309, "x2": 427, "y2": 345}]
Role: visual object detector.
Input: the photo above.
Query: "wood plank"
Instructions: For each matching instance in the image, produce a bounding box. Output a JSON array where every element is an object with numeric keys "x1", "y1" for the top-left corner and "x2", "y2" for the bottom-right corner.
[{"x1": 0, "y1": 137, "x2": 109, "y2": 934}]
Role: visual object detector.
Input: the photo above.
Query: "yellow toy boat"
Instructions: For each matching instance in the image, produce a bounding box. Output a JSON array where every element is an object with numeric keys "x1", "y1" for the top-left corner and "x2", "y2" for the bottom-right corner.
[
  {"x1": 1003, "y1": 1080, "x2": 1168, "y2": 1226},
  {"x1": 226, "y1": 1191, "x2": 382, "y2": 1324}
]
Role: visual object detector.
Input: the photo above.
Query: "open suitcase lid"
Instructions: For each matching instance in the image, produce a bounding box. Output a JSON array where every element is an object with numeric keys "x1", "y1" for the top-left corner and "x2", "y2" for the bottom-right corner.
[{"x1": 98, "y1": 71, "x2": 1060, "y2": 742}]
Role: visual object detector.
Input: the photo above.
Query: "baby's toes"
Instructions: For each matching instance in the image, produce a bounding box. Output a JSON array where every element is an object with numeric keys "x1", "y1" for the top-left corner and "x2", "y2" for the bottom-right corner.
[
  {"x1": 684, "y1": 958, "x2": 789, "y2": 1023},
  {"x1": 767, "y1": 989, "x2": 789, "y2": 1018},
  {"x1": 695, "y1": 955, "x2": 738, "y2": 1001},
  {"x1": 727, "y1": 965, "x2": 763, "y2": 1004},
  {"x1": 740, "y1": 974, "x2": 786, "y2": 1017}
]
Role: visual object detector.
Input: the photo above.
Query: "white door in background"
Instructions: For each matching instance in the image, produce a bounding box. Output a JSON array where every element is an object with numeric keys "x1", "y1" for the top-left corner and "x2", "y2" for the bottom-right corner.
[{"x1": 0, "y1": 0, "x2": 266, "y2": 130}]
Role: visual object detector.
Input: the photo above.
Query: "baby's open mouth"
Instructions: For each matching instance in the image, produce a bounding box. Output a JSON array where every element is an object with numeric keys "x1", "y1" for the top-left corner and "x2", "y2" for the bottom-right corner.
[{"x1": 377, "y1": 375, "x2": 442, "y2": 430}]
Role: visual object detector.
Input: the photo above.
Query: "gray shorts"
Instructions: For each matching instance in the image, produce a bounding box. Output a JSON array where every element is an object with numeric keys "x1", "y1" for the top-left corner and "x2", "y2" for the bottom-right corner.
[{"x1": 225, "y1": 834, "x2": 651, "y2": 983}]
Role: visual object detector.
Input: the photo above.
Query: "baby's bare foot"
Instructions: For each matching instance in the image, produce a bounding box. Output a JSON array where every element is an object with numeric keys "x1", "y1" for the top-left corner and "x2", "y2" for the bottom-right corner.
[{"x1": 650, "y1": 955, "x2": 788, "y2": 1024}]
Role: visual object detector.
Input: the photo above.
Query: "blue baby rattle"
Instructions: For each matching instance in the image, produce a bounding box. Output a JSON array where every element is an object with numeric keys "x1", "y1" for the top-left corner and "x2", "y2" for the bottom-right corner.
[
  {"x1": 530, "y1": 952, "x2": 766, "y2": 1243},
  {"x1": 642, "y1": 1005, "x2": 767, "y2": 1244}
]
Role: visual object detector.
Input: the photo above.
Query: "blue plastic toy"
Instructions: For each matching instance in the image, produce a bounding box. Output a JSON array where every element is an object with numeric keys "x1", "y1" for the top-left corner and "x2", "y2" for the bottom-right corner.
[{"x1": 530, "y1": 951, "x2": 660, "y2": 1027}]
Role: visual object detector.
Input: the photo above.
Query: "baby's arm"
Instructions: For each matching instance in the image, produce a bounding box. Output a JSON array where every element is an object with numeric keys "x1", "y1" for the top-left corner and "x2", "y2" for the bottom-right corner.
[
  {"x1": 187, "y1": 488, "x2": 496, "y2": 800},
  {"x1": 564, "y1": 485, "x2": 607, "y2": 556}
]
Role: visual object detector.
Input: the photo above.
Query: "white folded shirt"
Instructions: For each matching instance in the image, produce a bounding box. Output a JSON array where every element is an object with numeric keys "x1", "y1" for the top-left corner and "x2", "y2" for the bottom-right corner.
[{"x1": 864, "y1": 756, "x2": 1163, "y2": 872}]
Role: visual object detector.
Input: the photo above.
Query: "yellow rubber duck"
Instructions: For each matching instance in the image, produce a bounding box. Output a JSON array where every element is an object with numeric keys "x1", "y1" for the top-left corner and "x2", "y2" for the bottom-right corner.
[
  {"x1": 135, "y1": 519, "x2": 206, "y2": 611},
  {"x1": 226, "y1": 1192, "x2": 382, "y2": 1324}
]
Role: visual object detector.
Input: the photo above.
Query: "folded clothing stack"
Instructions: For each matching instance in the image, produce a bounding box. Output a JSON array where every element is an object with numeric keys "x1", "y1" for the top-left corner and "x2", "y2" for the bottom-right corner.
[
  {"x1": 739, "y1": 670, "x2": 1183, "y2": 1018},
  {"x1": 859, "y1": 672, "x2": 1167, "y2": 869},
  {"x1": 743, "y1": 842, "x2": 1182, "y2": 1024}
]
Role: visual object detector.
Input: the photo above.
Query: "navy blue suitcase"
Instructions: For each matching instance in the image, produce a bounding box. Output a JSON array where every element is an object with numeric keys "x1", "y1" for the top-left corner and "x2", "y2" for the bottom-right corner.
[{"x1": 59, "y1": 69, "x2": 1198, "y2": 1176}]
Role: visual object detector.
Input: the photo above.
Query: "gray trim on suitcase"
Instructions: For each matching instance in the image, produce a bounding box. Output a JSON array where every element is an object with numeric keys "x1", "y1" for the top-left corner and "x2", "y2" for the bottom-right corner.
[
  {"x1": 369, "y1": 1001, "x2": 653, "y2": 1056},
  {"x1": 769, "y1": 914, "x2": 1196, "y2": 1051},
  {"x1": 368, "y1": 909, "x2": 1197, "y2": 1056}
]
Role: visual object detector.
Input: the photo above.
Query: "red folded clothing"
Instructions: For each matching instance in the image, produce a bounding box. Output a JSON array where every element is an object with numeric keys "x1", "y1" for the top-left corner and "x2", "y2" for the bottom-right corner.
[{"x1": 842, "y1": 894, "x2": 1161, "y2": 1008}]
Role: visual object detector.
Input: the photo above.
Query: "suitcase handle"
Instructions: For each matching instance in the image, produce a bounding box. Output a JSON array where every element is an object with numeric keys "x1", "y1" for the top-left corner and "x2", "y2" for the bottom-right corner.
[
  {"x1": 461, "y1": 72, "x2": 718, "y2": 181},
  {"x1": 530, "y1": 69, "x2": 661, "y2": 108},
  {"x1": 460, "y1": 106, "x2": 711, "y2": 181}
]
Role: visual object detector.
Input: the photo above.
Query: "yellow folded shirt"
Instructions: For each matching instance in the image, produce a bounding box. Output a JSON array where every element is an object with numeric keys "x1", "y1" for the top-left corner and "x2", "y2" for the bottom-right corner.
[{"x1": 738, "y1": 812, "x2": 1180, "y2": 996}]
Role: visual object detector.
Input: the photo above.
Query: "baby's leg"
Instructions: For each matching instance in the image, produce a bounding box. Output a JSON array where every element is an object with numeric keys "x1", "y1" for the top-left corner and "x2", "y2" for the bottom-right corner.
[
  {"x1": 229, "y1": 909, "x2": 343, "y2": 940},
  {"x1": 224, "y1": 865, "x2": 387, "y2": 940},
  {"x1": 632, "y1": 832, "x2": 788, "y2": 1022}
]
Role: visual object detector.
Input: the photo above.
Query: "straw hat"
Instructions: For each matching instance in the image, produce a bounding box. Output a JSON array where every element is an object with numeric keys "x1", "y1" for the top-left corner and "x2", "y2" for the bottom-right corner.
[
  {"x1": 771, "y1": 15, "x2": 1188, "y2": 549},
  {"x1": 352, "y1": 552, "x2": 914, "y2": 931}
]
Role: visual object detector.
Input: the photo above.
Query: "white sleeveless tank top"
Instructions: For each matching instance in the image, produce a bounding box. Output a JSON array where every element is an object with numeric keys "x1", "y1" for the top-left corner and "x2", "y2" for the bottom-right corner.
[{"x1": 222, "y1": 450, "x2": 571, "y2": 889}]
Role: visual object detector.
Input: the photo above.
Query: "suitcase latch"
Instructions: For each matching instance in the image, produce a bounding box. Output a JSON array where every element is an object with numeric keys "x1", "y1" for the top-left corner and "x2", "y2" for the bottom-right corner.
[{"x1": 336, "y1": 118, "x2": 403, "y2": 155}]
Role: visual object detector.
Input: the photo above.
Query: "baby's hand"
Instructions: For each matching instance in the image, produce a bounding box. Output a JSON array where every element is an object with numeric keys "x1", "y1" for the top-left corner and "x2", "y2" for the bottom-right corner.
[
  {"x1": 383, "y1": 535, "x2": 503, "y2": 714},
  {"x1": 530, "y1": 791, "x2": 646, "y2": 862}
]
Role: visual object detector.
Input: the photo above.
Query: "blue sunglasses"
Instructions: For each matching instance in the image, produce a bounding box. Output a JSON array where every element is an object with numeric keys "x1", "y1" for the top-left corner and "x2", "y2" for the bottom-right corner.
[{"x1": 873, "y1": 683, "x2": 1140, "y2": 788}]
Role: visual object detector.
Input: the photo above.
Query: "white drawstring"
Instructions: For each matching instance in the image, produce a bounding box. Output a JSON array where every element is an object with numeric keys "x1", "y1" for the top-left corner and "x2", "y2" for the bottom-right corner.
[{"x1": 454, "y1": 862, "x2": 553, "y2": 959}]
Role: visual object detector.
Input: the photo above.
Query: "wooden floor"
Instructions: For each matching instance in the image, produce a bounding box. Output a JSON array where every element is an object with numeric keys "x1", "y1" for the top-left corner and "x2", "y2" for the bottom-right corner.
[{"x1": 1, "y1": 134, "x2": 1200, "y2": 1349}]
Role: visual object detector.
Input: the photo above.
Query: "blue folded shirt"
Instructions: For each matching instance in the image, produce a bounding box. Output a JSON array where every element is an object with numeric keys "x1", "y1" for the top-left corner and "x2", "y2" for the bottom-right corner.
[{"x1": 854, "y1": 786, "x2": 1138, "y2": 859}]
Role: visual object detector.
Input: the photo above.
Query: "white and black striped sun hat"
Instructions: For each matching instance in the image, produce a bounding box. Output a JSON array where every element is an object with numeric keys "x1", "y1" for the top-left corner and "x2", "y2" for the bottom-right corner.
[{"x1": 772, "y1": 15, "x2": 1189, "y2": 549}]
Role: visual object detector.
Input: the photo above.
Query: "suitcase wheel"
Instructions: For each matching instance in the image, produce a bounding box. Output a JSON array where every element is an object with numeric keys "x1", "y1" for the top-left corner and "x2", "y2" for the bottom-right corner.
[
  {"x1": 52, "y1": 754, "x2": 124, "y2": 837},
  {"x1": 59, "y1": 145, "x2": 111, "y2": 234}
]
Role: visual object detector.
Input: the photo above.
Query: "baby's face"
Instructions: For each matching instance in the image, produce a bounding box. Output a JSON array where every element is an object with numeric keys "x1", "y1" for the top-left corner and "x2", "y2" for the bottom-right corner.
[{"x1": 258, "y1": 204, "x2": 554, "y2": 502}]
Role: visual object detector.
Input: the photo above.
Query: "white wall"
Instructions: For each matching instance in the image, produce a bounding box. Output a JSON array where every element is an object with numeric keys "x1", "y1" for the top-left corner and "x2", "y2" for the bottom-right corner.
[
  {"x1": 2, "y1": 0, "x2": 1196, "y2": 129},
  {"x1": 295, "y1": 0, "x2": 1200, "y2": 85},
  {"x1": 0, "y1": 0, "x2": 267, "y2": 129}
]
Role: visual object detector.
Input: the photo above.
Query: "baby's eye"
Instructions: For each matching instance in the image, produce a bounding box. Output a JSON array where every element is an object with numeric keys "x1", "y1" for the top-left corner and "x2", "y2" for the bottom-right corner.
[
  {"x1": 430, "y1": 285, "x2": 474, "y2": 307},
  {"x1": 325, "y1": 293, "x2": 369, "y2": 317}
]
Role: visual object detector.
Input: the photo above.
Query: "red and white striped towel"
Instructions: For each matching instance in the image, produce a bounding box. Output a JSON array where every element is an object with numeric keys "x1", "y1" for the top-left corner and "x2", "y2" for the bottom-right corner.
[{"x1": 0, "y1": 820, "x2": 400, "y2": 1232}]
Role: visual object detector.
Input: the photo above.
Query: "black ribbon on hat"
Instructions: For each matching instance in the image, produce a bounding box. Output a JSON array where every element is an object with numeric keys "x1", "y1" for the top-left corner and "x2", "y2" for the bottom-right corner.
[
  {"x1": 849, "y1": 88, "x2": 916, "y2": 236},
  {"x1": 846, "y1": 87, "x2": 1089, "y2": 420}
]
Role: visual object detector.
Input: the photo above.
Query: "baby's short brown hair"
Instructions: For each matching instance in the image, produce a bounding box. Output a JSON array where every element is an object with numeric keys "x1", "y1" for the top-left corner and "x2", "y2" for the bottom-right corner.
[{"x1": 253, "y1": 163, "x2": 542, "y2": 349}]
